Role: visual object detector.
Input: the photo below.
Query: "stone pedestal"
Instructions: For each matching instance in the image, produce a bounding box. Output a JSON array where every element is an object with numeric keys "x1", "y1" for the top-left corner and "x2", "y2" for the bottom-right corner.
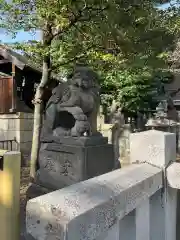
[{"x1": 35, "y1": 136, "x2": 115, "y2": 190}]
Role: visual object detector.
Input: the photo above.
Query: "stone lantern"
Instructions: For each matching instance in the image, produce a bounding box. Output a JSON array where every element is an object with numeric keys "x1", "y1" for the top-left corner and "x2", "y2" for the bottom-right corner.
[{"x1": 146, "y1": 100, "x2": 179, "y2": 150}]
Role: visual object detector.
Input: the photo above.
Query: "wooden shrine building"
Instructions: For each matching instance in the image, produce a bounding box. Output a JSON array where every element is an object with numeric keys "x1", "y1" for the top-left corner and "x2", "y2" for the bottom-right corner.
[{"x1": 0, "y1": 45, "x2": 54, "y2": 113}]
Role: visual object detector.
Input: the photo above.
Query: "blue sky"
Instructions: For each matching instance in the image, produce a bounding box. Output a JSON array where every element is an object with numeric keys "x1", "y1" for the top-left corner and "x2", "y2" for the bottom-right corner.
[
  {"x1": 161, "y1": 0, "x2": 179, "y2": 8},
  {"x1": 0, "y1": 30, "x2": 41, "y2": 43},
  {"x1": 0, "y1": 1, "x2": 178, "y2": 43}
]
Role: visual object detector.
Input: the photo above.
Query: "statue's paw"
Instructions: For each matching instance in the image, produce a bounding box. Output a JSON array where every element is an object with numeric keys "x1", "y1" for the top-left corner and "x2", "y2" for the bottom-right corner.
[
  {"x1": 72, "y1": 120, "x2": 91, "y2": 137},
  {"x1": 70, "y1": 128, "x2": 79, "y2": 137},
  {"x1": 53, "y1": 127, "x2": 70, "y2": 137},
  {"x1": 74, "y1": 113, "x2": 87, "y2": 121}
]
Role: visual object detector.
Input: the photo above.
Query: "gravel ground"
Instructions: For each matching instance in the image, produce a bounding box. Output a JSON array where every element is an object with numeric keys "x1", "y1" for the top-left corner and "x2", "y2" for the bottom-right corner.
[
  {"x1": 20, "y1": 167, "x2": 31, "y2": 240},
  {"x1": 20, "y1": 167, "x2": 49, "y2": 240}
]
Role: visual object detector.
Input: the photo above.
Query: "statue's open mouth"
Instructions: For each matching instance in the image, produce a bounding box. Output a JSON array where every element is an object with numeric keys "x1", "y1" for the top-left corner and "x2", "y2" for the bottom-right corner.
[{"x1": 54, "y1": 111, "x2": 76, "y2": 130}]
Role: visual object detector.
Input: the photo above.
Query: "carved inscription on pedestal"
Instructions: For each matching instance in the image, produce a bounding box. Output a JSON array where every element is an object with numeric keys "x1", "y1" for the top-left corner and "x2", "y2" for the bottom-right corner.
[
  {"x1": 61, "y1": 159, "x2": 72, "y2": 176},
  {"x1": 43, "y1": 151, "x2": 77, "y2": 180},
  {"x1": 44, "y1": 157, "x2": 54, "y2": 171}
]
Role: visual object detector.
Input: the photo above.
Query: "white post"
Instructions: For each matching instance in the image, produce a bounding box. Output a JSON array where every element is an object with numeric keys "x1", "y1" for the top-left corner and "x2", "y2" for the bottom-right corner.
[
  {"x1": 165, "y1": 187, "x2": 177, "y2": 240},
  {"x1": 119, "y1": 210, "x2": 136, "y2": 240},
  {"x1": 136, "y1": 199, "x2": 150, "y2": 240},
  {"x1": 103, "y1": 222, "x2": 120, "y2": 240},
  {"x1": 130, "y1": 130, "x2": 177, "y2": 240}
]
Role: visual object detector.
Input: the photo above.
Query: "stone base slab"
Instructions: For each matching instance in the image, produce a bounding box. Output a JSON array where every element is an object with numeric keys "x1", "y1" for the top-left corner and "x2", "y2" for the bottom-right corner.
[
  {"x1": 41, "y1": 134, "x2": 107, "y2": 146},
  {"x1": 35, "y1": 139, "x2": 115, "y2": 190},
  {"x1": 26, "y1": 183, "x2": 52, "y2": 200}
]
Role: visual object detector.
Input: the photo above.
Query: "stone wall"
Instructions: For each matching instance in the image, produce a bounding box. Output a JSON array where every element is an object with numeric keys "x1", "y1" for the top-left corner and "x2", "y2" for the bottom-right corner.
[{"x1": 0, "y1": 112, "x2": 33, "y2": 165}]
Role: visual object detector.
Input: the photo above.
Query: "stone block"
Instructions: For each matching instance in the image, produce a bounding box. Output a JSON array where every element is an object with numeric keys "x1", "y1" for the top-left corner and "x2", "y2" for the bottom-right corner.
[
  {"x1": 19, "y1": 130, "x2": 33, "y2": 143},
  {"x1": 130, "y1": 130, "x2": 176, "y2": 168},
  {"x1": 0, "y1": 113, "x2": 33, "y2": 165},
  {"x1": 36, "y1": 138, "x2": 115, "y2": 190},
  {"x1": 0, "y1": 118, "x2": 18, "y2": 131},
  {"x1": 0, "y1": 130, "x2": 18, "y2": 141},
  {"x1": 18, "y1": 112, "x2": 34, "y2": 119},
  {"x1": 0, "y1": 130, "x2": 33, "y2": 143},
  {"x1": 19, "y1": 118, "x2": 34, "y2": 131},
  {"x1": 27, "y1": 163, "x2": 162, "y2": 240},
  {"x1": 19, "y1": 142, "x2": 32, "y2": 165},
  {"x1": 8, "y1": 118, "x2": 18, "y2": 131},
  {"x1": 20, "y1": 141, "x2": 32, "y2": 152},
  {"x1": 21, "y1": 152, "x2": 31, "y2": 166},
  {"x1": 0, "y1": 113, "x2": 34, "y2": 131},
  {"x1": 0, "y1": 113, "x2": 19, "y2": 119}
]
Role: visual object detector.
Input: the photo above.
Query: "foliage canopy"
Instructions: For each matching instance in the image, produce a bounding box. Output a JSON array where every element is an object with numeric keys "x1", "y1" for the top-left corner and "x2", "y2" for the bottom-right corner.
[{"x1": 0, "y1": 0, "x2": 178, "y2": 113}]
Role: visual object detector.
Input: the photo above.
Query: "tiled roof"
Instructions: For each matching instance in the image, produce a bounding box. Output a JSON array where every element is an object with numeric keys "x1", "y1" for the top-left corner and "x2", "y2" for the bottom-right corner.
[
  {"x1": 0, "y1": 44, "x2": 41, "y2": 73},
  {"x1": 0, "y1": 44, "x2": 59, "y2": 81},
  {"x1": 0, "y1": 72, "x2": 11, "y2": 77}
]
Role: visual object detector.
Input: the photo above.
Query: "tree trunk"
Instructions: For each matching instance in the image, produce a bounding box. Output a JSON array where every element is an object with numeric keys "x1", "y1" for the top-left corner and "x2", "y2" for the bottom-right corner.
[
  {"x1": 30, "y1": 57, "x2": 51, "y2": 180},
  {"x1": 30, "y1": 22, "x2": 53, "y2": 180},
  {"x1": 30, "y1": 88, "x2": 43, "y2": 179}
]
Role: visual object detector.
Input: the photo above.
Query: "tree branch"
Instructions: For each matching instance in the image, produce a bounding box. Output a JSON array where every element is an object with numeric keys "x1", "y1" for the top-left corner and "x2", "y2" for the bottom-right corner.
[
  {"x1": 51, "y1": 43, "x2": 103, "y2": 69},
  {"x1": 52, "y1": 5, "x2": 108, "y2": 39},
  {"x1": 52, "y1": 8, "x2": 84, "y2": 38}
]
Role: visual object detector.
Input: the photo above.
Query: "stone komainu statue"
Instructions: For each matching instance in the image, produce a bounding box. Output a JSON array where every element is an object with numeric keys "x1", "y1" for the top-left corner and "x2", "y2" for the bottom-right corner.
[{"x1": 41, "y1": 66, "x2": 100, "y2": 141}]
